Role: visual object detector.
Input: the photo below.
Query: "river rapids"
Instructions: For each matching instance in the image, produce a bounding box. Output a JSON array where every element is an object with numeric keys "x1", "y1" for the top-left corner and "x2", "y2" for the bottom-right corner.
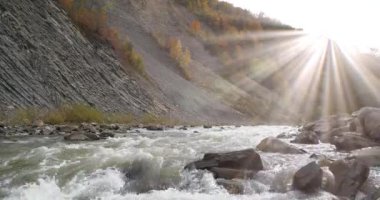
[{"x1": 0, "y1": 126, "x2": 379, "y2": 200}]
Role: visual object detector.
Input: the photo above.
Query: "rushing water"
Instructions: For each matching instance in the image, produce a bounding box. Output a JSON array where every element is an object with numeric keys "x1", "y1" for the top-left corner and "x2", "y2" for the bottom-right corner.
[{"x1": 0, "y1": 126, "x2": 379, "y2": 200}]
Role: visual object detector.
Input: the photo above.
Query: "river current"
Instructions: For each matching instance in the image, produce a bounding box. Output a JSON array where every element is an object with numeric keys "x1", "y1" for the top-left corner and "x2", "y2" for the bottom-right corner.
[{"x1": 0, "y1": 126, "x2": 379, "y2": 200}]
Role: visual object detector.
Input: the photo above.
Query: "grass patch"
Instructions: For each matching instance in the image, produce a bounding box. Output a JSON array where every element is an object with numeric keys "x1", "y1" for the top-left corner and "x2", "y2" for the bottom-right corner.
[
  {"x1": 4, "y1": 104, "x2": 180, "y2": 126},
  {"x1": 10, "y1": 107, "x2": 40, "y2": 125}
]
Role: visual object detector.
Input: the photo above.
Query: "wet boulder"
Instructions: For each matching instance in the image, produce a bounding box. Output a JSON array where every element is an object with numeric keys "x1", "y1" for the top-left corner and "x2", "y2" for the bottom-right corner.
[
  {"x1": 80, "y1": 123, "x2": 99, "y2": 133},
  {"x1": 185, "y1": 149, "x2": 263, "y2": 180},
  {"x1": 351, "y1": 107, "x2": 380, "y2": 140},
  {"x1": 291, "y1": 130, "x2": 319, "y2": 144},
  {"x1": 41, "y1": 126, "x2": 56, "y2": 135},
  {"x1": 203, "y1": 125, "x2": 212, "y2": 129},
  {"x1": 56, "y1": 125, "x2": 79, "y2": 133},
  {"x1": 350, "y1": 147, "x2": 380, "y2": 166},
  {"x1": 329, "y1": 158, "x2": 370, "y2": 198},
  {"x1": 257, "y1": 137, "x2": 306, "y2": 154},
  {"x1": 144, "y1": 125, "x2": 164, "y2": 131},
  {"x1": 99, "y1": 131, "x2": 115, "y2": 139},
  {"x1": 100, "y1": 124, "x2": 120, "y2": 131},
  {"x1": 332, "y1": 132, "x2": 380, "y2": 151},
  {"x1": 292, "y1": 162, "x2": 323, "y2": 193}
]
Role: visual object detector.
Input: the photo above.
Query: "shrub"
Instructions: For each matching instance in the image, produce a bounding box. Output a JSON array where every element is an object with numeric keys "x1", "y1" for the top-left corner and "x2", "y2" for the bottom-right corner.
[
  {"x1": 43, "y1": 110, "x2": 66, "y2": 125},
  {"x1": 42, "y1": 104, "x2": 105, "y2": 124},
  {"x1": 168, "y1": 37, "x2": 183, "y2": 60},
  {"x1": 10, "y1": 107, "x2": 40, "y2": 125},
  {"x1": 179, "y1": 48, "x2": 192, "y2": 80},
  {"x1": 167, "y1": 37, "x2": 192, "y2": 80},
  {"x1": 58, "y1": 0, "x2": 74, "y2": 11},
  {"x1": 120, "y1": 40, "x2": 146, "y2": 77},
  {"x1": 62, "y1": 104, "x2": 104, "y2": 123},
  {"x1": 190, "y1": 20, "x2": 202, "y2": 34}
]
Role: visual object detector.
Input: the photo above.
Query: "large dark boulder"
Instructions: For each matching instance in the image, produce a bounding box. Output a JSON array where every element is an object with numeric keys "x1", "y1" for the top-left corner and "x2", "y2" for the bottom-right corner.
[
  {"x1": 292, "y1": 162, "x2": 323, "y2": 193},
  {"x1": 351, "y1": 107, "x2": 380, "y2": 140},
  {"x1": 350, "y1": 147, "x2": 380, "y2": 166},
  {"x1": 185, "y1": 149, "x2": 263, "y2": 180},
  {"x1": 257, "y1": 137, "x2": 306, "y2": 154},
  {"x1": 329, "y1": 158, "x2": 370, "y2": 198},
  {"x1": 332, "y1": 132, "x2": 380, "y2": 151},
  {"x1": 291, "y1": 130, "x2": 319, "y2": 144}
]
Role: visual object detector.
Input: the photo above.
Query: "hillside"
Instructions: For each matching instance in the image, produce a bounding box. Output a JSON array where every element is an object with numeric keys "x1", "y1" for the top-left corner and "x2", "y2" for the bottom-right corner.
[{"x1": 0, "y1": 0, "x2": 300, "y2": 124}]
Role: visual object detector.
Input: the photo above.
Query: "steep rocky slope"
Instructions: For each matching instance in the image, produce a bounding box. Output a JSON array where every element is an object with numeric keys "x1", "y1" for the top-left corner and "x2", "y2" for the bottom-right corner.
[
  {"x1": 105, "y1": 0, "x2": 297, "y2": 122},
  {"x1": 0, "y1": 0, "x2": 255, "y2": 123},
  {"x1": 0, "y1": 0, "x2": 168, "y2": 115}
]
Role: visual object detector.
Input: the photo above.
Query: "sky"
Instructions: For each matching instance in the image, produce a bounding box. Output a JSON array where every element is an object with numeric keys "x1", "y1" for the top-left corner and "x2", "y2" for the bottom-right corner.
[{"x1": 223, "y1": 0, "x2": 380, "y2": 48}]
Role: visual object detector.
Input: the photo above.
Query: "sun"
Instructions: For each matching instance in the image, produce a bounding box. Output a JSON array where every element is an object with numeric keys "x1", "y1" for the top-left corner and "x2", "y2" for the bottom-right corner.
[{"x1": 223, "y1": 0, "x2": 380, "y2": 48}]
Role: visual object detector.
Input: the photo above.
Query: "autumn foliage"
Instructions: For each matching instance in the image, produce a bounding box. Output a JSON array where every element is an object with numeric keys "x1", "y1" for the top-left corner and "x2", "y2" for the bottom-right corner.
[
  {"x1": 190, "y1": 20, "x2": 202, "y2": 34},
  {"x1": 152, "y1": 32, "x2": 192, "y2": 80},
  {"x1": 168, "y1": 37, "x2": 192, "y2": 80}
]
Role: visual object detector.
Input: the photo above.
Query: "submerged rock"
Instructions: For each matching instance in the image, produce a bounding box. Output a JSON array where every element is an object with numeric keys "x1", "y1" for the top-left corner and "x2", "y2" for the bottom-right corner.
[
  {"x1": 292, "y1": 162, "x2": 323, "y2": 193},
  {"x1": 257, "y1": 137, "x2": 306, "y2": 154},
  {"x1": 329, "y1": 158, "x2": 370, "y2": 198},
  {"x1": 185, "y1": 149, "x2": 263, "y2": 180}
]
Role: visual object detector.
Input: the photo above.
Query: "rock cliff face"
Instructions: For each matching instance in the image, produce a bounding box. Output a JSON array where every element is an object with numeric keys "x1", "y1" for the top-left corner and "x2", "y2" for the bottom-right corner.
[
  {"x1": 0, "y1": 0, "x2": 255, "y2": 123},
  {"x1": 0, "y1": 0, "x2": 166, "y2": 114}
]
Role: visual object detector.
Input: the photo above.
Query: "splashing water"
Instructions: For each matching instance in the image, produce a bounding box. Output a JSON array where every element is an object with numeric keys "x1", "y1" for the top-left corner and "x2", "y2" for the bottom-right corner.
[{"x1": 0, "y1": 126, "x2": 378, "y2": 199}]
